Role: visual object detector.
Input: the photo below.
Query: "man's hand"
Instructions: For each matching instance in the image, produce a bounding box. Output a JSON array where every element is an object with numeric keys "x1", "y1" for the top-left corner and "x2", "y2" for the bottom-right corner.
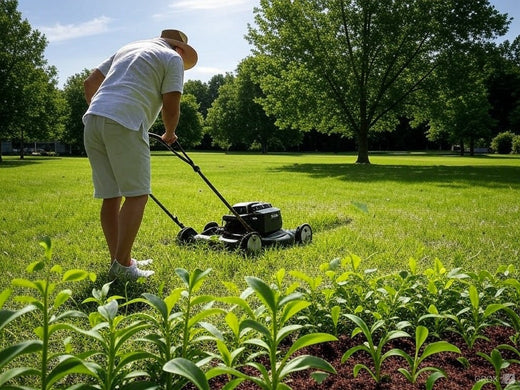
[
  {"x1": 162, "y1": 132, "x2": 178, "y2": 145},
  {"x1": 161, "y1": 91, "x2": 181, "y2": 145}
]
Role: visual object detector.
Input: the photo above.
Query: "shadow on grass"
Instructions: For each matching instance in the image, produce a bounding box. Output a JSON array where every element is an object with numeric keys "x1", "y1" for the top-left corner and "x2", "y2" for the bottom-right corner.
[
  {"x1": 270, "y1": 163, "x2": 520, "y2": 188},
  {"x1": 0, "y1": 157, "x2": 60, "y2": 168}
]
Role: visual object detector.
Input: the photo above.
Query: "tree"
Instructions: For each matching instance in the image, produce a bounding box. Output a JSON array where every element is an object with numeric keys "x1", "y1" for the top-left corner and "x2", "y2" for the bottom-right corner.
[
  {"x1": 247, "y1": 0, "x2": 508, "y2": 163},
  {"x1": 414, "y1": 44, "x2": 496, "y2": 155},
  {"x1": 206, "y1": 58, "x2": 302, "y2": 152},
  {"x1": 486, "y1": 37, "x2": 520, "y2": 135},
  {"x1": 184, "y1": 80, "x2": 211, "y2": 118},
  {"x1": 62, "y1": 70, "x2": 91, "y2": 154},
  {"x1": 0, "y1": 0, "x2": 60, "y2": 161}
]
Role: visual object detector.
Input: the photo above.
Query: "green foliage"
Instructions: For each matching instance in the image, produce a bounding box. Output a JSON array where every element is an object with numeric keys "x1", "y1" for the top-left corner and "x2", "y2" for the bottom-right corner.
[
  {"x1": 247, "y1": 0, "x2": 508, "y2": 163},
  {"x1": 0, "y1": 0, "x2": 63, "y2": 150},
  {"x1": 394, "y1": 325, "x2": 460, "y2": 387},
  {"x1": 204, "y1": 61, "x2": 302, "y2": 154},
  {"x1": 6, "y1": 237, "x2": 96, "y2": 389},
  {"x1": 61, "y1": 70, "x2": 91, "y2": 154},
  {"x1": 444, "y1": 284, "x2": 511, "y2": 349},
  {"x1": 341, "y1": 314, "x2": 410, "y2": 383},
  {"x1": 2, "y1": 236, "x2": 520, "y2": 388},
  {"x1": 472, "y1": 348, "x2": 519, "y2": 390},
  {"x1": 205, "y1": 271, "x2": 337, "y2": 389},
  {"x1": 491, "y1": 131, "x2": 517, "y2": 154},
  {"x1": 512, "y1": 135, "x2": 520, "y2": 154}
]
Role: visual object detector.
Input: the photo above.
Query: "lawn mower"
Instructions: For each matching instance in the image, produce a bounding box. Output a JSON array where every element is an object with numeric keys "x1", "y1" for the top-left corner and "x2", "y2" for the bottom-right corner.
[{"x1": 148, "y1": 133, "x2": 313, "y2": 254}]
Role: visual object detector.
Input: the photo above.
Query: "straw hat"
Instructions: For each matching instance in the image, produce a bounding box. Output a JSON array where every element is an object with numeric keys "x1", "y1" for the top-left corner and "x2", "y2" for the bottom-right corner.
[{"x1": 160, "y1": 29, "x2": 198, "y2": 70}]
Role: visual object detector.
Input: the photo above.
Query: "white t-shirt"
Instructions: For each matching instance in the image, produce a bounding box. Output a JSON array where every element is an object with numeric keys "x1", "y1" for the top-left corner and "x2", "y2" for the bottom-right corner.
[{"x1": 84, "y1": 38, "x2": 184, "y2": 131}]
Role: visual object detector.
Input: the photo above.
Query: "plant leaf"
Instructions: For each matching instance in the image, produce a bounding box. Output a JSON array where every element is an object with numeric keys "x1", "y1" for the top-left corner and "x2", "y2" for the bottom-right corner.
[
  {"x1": 280, "y1": 355, "x2": 337, "y2": 379},
  {"x1": 53, "y1": 289, "x2": 72, "y2": 309},
  {"x1": 62, "y1": 269, "x2": 90, "y2": 282},
  {"x1": 163, "y1": 358, "x2": 209, "y2": 390},
  {"x1": 246, "y1": 276, "x2": 276, "y2": 313},
  {"x1": 469, "y1": 284, "x2": 479, "y2": 310},
  {"x1": 421, "y1": 341, "x2": 461, "y2": 361},
  {"x1": 98, "y1": 299, "x2": 118, "y2": 321},
  {"x1": 0, "y1": 305, "x2": 37, "y2": 332},
  {"x1": 0, "y1": 340, "x2": 43, "y2": 368},
  {"x1": 0, "y1": 367, "x2": 40, "y2": 386},
  {"x1": 286, "y1": 333, "x2": 337, "y2": 358}
]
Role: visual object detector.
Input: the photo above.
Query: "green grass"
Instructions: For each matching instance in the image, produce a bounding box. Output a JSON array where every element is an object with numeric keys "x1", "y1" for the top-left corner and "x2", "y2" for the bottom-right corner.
[{"x1": 1, "y1": 151, "x2": 519, "y2": 298}]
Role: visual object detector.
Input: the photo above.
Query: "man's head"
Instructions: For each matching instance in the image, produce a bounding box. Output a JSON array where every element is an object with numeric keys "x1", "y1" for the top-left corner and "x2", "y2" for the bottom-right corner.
[{"x1": 160, "y1": 29, "x2": 198, "y2": 70}]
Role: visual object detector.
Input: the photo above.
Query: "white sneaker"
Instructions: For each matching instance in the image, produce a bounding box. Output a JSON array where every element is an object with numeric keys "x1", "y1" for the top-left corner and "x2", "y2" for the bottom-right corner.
[
  {"x1": 109, "y1": 261, "x2": 154, "y2": 281},
  {"x1": 131, "y1": 258, "x2": 153, "y2": 267}
]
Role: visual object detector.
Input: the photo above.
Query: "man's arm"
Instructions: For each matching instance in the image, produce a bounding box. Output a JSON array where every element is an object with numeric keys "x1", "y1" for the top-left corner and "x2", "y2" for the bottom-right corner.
[
  {"x1": 161, "y1": 91, "x2": 182, "y2": 144},
  {"x1": 84, "y1": 69, "x2": 105, "y2": 105}
]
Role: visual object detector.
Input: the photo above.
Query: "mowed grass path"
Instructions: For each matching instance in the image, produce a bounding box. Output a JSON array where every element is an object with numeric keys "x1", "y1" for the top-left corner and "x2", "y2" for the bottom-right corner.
[{"x1": 1, "y1": 151, "x2": 519, "y2": 296}]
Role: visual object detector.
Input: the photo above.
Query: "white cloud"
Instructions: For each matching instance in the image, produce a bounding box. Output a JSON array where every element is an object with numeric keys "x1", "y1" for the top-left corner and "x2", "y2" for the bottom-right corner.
[
  {"x1": 153, "y1": 0, "x2": 252, "y2": 19},
  {"x1": 193, "y1": 65, "x2": 225, "y2": 74},
  {"x1": 171, "y1": 0, "x2": 249, "y2": 11},
  {"x1": 39, "y1": 16, "x2": 113, "y2": 43}
]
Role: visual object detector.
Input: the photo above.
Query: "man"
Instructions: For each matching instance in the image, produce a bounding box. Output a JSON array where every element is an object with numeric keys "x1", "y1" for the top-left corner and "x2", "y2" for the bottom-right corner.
[{"x1": 83, "y1": 29, "x2": 197, "y2": 281}]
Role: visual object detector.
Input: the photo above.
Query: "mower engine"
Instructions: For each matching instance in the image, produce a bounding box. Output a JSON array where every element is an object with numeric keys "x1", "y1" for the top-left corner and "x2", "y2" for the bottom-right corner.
[{"x1": 223, "y1": 202, "x2": 282, "y2": 235}]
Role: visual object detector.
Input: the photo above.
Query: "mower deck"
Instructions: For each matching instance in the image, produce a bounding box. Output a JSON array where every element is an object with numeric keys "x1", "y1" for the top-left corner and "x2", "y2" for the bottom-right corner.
[{"x1": 177, "y1": 220, "x2": 312, "y2": 254}]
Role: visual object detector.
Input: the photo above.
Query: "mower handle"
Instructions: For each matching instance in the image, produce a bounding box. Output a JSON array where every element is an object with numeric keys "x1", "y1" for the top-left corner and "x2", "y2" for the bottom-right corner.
[{"x1": 148, "y1": 132, "x2": 255, "y2": 233}]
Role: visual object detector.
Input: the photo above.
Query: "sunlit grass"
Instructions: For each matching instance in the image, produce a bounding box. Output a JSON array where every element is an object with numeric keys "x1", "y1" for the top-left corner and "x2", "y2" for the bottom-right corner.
[{"x1": 1, "y1": 151, "x2": 519, "y2": 297}]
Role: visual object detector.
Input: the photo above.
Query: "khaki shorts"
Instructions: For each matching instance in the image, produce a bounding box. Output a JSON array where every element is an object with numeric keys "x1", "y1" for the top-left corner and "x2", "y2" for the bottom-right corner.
[{"x1": 84, "y1": 114, "x2": 151, "y2": 199}]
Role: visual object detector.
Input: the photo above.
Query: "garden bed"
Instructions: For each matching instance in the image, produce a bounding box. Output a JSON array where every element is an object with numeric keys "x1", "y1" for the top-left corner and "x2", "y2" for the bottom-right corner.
[{"x1": 206, "y1": 326, "x2": 520, "y2": 389}]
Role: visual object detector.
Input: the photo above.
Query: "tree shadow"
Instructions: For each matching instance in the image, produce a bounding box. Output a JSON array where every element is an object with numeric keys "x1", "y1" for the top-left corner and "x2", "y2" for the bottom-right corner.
[
  {"x1": 0, "y1": 157, "x2": 54, "y2": 168},
  {"x1": 270, "y1": 162, "x2": 520, "y2": 188}
]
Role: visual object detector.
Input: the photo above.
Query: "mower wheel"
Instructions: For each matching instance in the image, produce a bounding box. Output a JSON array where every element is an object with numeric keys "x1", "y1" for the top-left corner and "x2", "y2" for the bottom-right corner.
[
  {"x1": 203, "y1": 221, "x2": 219, "y2": 233},
  {"x1": 240, "y1": 232, "x2": 262, "y2": 254},
  {"x1": 295, "y1": 223, "x2": 313, "y2": 244},
  {"x1": 177, "y1": 227, "x2": 197, "y2": 244}
]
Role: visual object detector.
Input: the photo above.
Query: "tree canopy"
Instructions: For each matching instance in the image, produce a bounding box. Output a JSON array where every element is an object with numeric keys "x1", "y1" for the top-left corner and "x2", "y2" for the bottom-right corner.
[
  {"x1": 247, "y1": 0, "x2": 509, "y2": 163},
  {"x1": 0, "y1": 0, "x2": 62, "y2": 160}
]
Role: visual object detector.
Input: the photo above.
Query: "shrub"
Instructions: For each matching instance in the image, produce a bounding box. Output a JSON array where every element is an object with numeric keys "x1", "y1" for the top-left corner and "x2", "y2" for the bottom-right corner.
[
  {"x1": 491, "y1": 131, "x2": 516, "y2": 154},
  {"x1": 512, "y1": 135, "x2": 520, "y2": 154}
]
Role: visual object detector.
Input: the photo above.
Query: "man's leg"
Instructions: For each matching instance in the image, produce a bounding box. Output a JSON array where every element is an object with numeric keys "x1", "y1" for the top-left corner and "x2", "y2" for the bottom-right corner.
[
  {"x1": 101, "y1": 197, "x2": 122, "y2": 262},
  {"x1": 114, "y1": 194, "x2": 148, "y2": 266}
]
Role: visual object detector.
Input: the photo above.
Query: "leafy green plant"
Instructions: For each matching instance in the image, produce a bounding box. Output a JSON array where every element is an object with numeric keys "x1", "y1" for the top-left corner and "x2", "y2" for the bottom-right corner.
[
  {"x1": 472, "y1": 348, "x2": 519, "y2": 390},
  {"x1": 72, "y1": 282, "x2": 158, "y2": 389},
  {"x1": 0, "y1": 288, "x2": 42, "y2": 387},
  {"x1": 320, "y1": 255, "x2": 377, "y2": 321},
  {"x1": 205, "y1": 272, "x2": 337, "y2": 389},
  {"x1": 134, "y1": 268, "x2": 224, "y2": 389},
  {"x1": 341, "y1": 314, "x2": 410, "y2": 383},
  {"x1": 393, "y1": 325, "x2": 461, "y2": 388},
  {"x1": 445, "y1": 284, "x2": 510, "y2": 349},
  {"x1": 6, "y1": 237, "x2": 96, "y2": 389}
]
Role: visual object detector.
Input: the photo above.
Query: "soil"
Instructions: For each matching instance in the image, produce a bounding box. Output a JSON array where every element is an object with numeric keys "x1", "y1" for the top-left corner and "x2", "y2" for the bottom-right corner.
[{"x1": 202, "y1": 326, "x2": 520, "y2": 389}]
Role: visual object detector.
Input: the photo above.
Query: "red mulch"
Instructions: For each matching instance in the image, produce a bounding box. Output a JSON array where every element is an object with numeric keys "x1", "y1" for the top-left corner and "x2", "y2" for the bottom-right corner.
[{"x1": 202, "y1": 326, "x2": 520, "y2": 389}]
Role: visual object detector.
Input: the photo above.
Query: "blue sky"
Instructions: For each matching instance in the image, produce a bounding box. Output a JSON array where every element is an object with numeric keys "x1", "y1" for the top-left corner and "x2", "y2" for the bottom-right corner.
[{"x1": 17, "y1": 0, "x2": 520, "y2": 88}]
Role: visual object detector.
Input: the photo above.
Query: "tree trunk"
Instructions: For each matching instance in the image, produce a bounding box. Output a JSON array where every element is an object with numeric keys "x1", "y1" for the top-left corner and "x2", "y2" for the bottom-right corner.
[
  {"x1": 356, "y1": 120, "x2": 371, "y2": 164},
  {"x1": 459, "y1": 139, "x2": 465, "y2": 156},
  {"x1": 20, "y1": 128, "x2": 25, "y2": 160}
]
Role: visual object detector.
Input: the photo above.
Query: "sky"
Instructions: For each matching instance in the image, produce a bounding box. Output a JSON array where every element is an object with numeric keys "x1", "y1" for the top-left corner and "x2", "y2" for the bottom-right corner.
[{"x1": 16, "y1": 0, "x2": 520, "y2": 88}]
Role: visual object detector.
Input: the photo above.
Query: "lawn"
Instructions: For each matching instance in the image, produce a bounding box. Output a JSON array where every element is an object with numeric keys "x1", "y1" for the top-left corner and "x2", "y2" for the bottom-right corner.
[
  {"x1": 2, "y1": 150, "x2": 520, "y2": 389},
  {"x1": 1, "y1": 150, "x2": 519, "y2": 297}
]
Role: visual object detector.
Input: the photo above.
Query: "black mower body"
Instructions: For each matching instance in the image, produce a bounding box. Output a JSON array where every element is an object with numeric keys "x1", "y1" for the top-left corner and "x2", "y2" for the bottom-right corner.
[{"x1": 177, "y1": 201, "x2": 312, "y2": 254}]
